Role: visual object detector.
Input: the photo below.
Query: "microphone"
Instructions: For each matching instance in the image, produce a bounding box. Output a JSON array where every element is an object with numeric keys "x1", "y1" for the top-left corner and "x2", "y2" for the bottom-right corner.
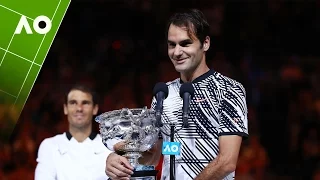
[
  {"x1": 153, "y1": 82, "x2": 169, "y2": 127},
  {"x1": 179, "y1": 82, "x2": 195, "y2": 128}
]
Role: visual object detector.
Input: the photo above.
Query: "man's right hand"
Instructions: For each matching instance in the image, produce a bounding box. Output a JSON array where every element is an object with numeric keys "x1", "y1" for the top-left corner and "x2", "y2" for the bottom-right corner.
[{"x1": 105, "y1": 152, "x2": 134, "y2": 180}]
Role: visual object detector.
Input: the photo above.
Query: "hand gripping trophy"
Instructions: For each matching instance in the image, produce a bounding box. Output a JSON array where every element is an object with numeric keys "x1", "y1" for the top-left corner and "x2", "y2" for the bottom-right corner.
[
  {"x1": 95, "y1": 107, "x2": 160, "y2": 180},
  {"x1": 95, "y1": 83, "x2": 169, "y2": 180}
]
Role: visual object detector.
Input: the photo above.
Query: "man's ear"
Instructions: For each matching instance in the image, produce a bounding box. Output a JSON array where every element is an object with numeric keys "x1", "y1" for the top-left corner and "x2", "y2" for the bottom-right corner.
[
  {"x1": 93, "y1": 104, "x2": 99, "y2": 115},
  {"x1": 203, "y1": 36, "x2": 210, "y2": 51},
  {"x1": 63, "y1": 104, "x2": 68, "y2": 115}
]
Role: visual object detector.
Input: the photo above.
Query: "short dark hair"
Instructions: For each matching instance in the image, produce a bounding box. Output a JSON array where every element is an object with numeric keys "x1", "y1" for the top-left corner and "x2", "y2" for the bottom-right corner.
[
  {"x1": 64, "y1": 84, "x2": 98, "y2": 105},
  {"x1": 166, "y1": 8, "x2": 210, "y2": 47}
]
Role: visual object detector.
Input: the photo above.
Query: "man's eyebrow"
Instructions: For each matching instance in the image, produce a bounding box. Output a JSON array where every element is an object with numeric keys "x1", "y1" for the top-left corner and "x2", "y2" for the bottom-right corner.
[
  {"x1": 167, "y1": 39, "x2": 193, "y2": 45},
  {"x1": 68, "y1": 99, "x2": 92, "y2": 103},
  {"x1": 179, "y1": 39, "x2": 193, "y2": 44},
  {"x1": 82, "y1": 100, "x2": 92, "y2": 103},
  {"x1": 68, "y1": 99, "x2": 76, "y2": 103}
]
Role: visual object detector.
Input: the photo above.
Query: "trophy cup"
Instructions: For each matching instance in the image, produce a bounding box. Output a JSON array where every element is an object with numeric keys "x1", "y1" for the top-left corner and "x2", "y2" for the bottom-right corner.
[{"x1": 95, "y1": 106, "x2": 160, "y2": 180}]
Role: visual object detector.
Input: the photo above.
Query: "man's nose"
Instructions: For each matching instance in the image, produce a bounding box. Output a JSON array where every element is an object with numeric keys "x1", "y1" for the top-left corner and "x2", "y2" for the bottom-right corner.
[
  {"x1": 76, "y1": 104, "x2": 83, "y2": 111},
  {"x1": 173, "y1": 45, "x2": 182, "y2": 56}
]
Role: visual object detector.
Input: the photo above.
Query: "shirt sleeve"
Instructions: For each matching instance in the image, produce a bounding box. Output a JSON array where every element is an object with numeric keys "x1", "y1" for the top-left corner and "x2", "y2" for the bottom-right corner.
[
  {"x1": 35, "y1": 139, "x2": 57, "y2": 180},
  {"x1": 218, "y1": 82, "x2": 249, "y2": 139}
]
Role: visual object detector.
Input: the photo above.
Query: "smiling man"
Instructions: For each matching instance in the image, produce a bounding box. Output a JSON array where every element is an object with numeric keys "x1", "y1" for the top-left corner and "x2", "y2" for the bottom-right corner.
[
  {"x1": 35, "y1": 84, "x2": 112, "y2": 180},
  {"x1": 105, "y1": 8, "x2": 248, "y2": 180}
]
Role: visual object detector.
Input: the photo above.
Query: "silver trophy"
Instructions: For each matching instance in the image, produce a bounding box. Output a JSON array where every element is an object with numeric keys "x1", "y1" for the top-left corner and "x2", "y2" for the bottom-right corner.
[{"x1": 95, "y1": 106, "x2": 160, "y2": 180}]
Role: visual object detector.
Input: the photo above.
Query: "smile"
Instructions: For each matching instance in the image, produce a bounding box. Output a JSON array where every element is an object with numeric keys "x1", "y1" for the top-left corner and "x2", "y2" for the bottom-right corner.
[
  {"x1": 175, "y1": 58, "x2": 188, "y2": 64},
  {"x1": 75, "y1": 114, "x2": 84, "y2": 118}
]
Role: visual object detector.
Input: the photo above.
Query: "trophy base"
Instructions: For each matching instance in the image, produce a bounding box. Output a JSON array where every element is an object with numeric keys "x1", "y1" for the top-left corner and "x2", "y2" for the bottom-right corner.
[
  {"x1": 130, "y1": 170, "x2": 158, "y2": 180},
  {"x1": 129, "y1": 164, "x2": 158, "y2": 180}
]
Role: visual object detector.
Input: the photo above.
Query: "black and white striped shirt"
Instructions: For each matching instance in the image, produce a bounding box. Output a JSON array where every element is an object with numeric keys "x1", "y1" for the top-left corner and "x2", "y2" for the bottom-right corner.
[{"x1": 151, "y1": 69, "x2": 249, "y2": 180}]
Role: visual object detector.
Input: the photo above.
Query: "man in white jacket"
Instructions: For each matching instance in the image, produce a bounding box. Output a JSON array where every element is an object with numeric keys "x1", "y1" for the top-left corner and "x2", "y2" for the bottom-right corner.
[{"x1": 35, "y1": 84, "x2": 112, "y2": 180}]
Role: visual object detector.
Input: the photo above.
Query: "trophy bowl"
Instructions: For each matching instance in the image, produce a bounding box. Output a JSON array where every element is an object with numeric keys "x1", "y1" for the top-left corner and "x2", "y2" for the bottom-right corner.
[{"x1": 95, "y1": 106, "x2": 160, "y2": 179}]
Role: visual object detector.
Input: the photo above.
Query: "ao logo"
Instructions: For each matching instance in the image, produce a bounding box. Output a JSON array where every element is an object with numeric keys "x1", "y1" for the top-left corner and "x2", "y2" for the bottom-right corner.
[
  {"x1": 14, "y1": 15, "x2": 52, "y2": 35},
  {"x1": 162, "y1": 142, "x2": 181, "y2": 155}
]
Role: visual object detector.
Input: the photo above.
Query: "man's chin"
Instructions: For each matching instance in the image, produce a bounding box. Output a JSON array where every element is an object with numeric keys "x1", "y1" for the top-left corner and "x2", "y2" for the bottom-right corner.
[
  {"x1": 71, "y1": 121, "x2": 90, "y2": 129},
  {"x1": 174, "y1": 66, "x2": 189, "y2": 74}
]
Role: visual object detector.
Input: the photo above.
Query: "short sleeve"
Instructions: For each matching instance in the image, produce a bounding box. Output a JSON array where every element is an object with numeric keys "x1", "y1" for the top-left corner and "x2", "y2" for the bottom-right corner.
[
  {"x1": 219, "y1": 82, "x2": 249, "y2": 139},
  {"x1": 35, "y1": 139, "x2": 57, "y2": 180}
]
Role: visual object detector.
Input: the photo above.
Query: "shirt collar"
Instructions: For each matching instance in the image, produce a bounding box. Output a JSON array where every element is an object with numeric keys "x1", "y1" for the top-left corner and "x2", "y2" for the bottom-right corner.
[
  {"x1": 179, "y1": 69, "x2": 215, "y2": 84},
  {"x1": 66, "y1": 131, "x2": 97, "y2": 141}
]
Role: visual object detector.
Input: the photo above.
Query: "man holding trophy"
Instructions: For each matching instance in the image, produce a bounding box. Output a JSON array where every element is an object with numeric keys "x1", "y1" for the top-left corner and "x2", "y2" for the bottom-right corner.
[{"x1": 98, "y1": 8, "x2": 249, "y2": 180}]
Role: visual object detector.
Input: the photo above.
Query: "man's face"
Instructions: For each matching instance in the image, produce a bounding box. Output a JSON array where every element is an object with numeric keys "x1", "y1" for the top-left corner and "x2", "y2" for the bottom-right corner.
[
  {"x1": 167, "y1": 24, "x2": 210, "y2": 74},
  {"x1": 64, "y1": 90, "x2": 98, "y2": 129}
]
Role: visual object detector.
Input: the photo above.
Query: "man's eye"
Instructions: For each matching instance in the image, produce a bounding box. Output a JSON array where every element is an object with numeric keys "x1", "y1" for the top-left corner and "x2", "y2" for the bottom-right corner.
[{"x1": 180, "y1": 43, "x2": 190, "y2": 47}]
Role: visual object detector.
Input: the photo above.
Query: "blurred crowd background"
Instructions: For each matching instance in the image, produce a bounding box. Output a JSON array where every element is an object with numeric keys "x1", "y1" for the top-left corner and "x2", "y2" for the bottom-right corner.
[{"x1": 1, "y1": 0, "x2": 320, "y2": 179}]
